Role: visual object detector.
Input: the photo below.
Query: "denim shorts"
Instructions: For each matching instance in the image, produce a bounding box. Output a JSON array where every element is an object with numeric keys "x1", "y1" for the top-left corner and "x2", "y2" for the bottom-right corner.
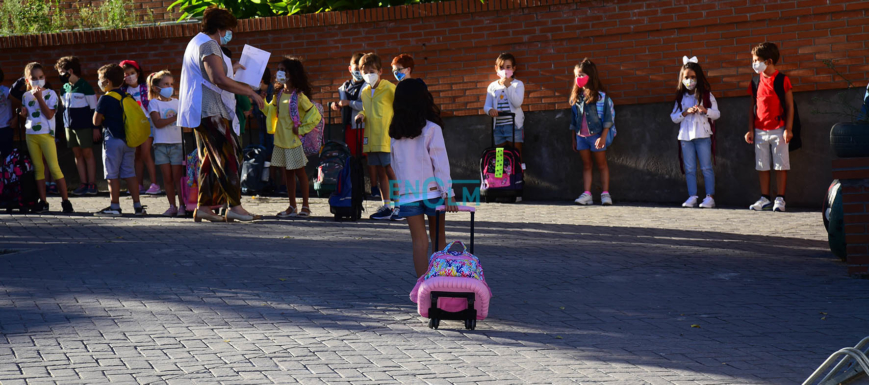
[
  {"x1": 398, "y1": 197, "x2": 444, "y2": 218},
  {"x1": 494, "y1": 124, "x2": 524, "y2": 145},
  {"x1": 368, "y1": 151, "x2": 391, "y2": 166},
  {"x1": 575, "y1": 133, "x2": 607, "y2": 152},
  {"x1": 154, "y1": 143, "x2": 183, "y2": 166},
  {"x1": 103, "y1": 136, "x2": 136, "y2": 180}
]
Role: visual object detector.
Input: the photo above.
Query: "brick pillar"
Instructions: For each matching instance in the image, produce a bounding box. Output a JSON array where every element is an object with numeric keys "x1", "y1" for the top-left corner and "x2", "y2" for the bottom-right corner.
[{"x1": 832, "y1": 158, "x2": 869, "y2": 278}]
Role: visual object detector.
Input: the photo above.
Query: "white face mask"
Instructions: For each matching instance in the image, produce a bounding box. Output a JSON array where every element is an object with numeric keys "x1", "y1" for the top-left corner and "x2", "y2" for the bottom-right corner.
[
  {"x1": 30, "y1": 79, "x2": 45, "y2": 89},
  {"x1": 752, "y1": 60, "x2": 767, "y2": 74},
  {"x1": 363, "y1": 72, "x2": 379, "y2": 85},
  {"x1": 125, "y1": 74, "x2": 137, "y2": 85},
  {"x1": 682, "y1": 78, "x2": 697, "y2": 90},
  {"x1": 98, "y1": 80, "x2": 109, "y2": 92},
  {"x1": 275, "y1": 70, "x2": 287, "y2": 83}
]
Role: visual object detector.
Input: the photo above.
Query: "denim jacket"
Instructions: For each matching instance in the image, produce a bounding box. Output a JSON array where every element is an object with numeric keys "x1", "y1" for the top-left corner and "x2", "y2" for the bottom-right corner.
[{"x1": 570, "y1": 91, "x2": 614, "y2": 136}]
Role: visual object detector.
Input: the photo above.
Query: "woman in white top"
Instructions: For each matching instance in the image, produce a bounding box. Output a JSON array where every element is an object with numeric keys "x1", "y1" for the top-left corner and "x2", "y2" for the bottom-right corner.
[
  {"x1": 390, "y1": 79, "x2": 458, "y2": 278},
  {"x1": 669, "y1": 58, "x2": 720, "y2": 209}
]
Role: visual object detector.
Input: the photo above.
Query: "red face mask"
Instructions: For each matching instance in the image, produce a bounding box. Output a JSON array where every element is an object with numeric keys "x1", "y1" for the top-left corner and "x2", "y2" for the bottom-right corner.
[{"x1": 575, "y1": 76, "x2": 589, "y2": 88}]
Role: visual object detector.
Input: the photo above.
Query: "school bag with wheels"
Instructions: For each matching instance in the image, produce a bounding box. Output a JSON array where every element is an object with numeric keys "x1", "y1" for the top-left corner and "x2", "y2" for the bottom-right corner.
[
  {"x1": 106, "y1": 90, "x2": 150, "y2": 148},
  {"x1": 410, "y1": 206, "x2": 492, "y2": 330},
  {"x1": 0, "y1": 108, "x2": 39, "y2": 213},
  {"x1": 329, "y1": 118, "x2": 364, "y2": 221},
  {"x1": 750, "y1": 73, "x2": 802, "y2": 151},
  {"x1": 240, "y1": 120, "x2": 268, "y2": 195},
  {"x1": 479, "y1": 112, "x2": 524, "y2": 203},
  {"x1": 314, "y1": 106, "x2": 351, "y2": 198}
]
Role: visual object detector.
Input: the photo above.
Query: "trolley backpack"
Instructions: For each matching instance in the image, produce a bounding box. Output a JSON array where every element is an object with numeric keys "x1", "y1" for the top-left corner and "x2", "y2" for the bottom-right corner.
[
  {"x1": 328, "y1": 117, "x2": 364, "y2": 221},
  {"x1": 0, "y1": 108, "x2": 39, "y2": 213},
  {"x1": 240, "y1": 119, "x2": 268, "y2": 195},
  {"x1": 750, "y1": 72, "x2": 802, "y2": 151},
  {"x1": 410, "y1": 206, "x2": 492, "y2": 330},
  {"x1": 314, "y1": 106, "x2": 352, "y2": 197},
  {"x1": 479, "y1": 112, "x2": 524, "y2": 203}
]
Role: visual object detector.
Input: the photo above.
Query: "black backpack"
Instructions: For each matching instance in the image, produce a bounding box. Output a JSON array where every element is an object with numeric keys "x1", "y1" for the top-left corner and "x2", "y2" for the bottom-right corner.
[{"x1": 750, "y1": 73, "x2": 802, "y2": 151}]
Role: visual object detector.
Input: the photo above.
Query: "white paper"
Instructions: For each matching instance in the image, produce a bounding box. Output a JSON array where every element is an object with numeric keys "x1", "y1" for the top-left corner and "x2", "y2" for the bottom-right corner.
[{"x1": 234, "y1": 44, "x2": 271, "y2": 88}]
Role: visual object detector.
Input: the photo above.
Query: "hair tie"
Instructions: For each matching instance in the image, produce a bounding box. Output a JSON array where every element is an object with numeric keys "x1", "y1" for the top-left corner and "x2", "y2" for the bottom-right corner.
[{"x1": 683, "y1": 56, "x2": 699, "y2": 65}]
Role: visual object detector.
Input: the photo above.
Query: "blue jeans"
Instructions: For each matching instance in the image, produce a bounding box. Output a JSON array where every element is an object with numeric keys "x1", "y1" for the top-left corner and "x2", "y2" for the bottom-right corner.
[{"x1": 681, "y1": 138, "x2": 715, "y2": 197}]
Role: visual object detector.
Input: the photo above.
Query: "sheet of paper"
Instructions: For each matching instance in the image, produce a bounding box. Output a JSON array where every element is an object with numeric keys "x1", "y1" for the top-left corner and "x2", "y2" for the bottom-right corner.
[{"x1": 234, "y1": 44, "x2": 271, "y2": 88}]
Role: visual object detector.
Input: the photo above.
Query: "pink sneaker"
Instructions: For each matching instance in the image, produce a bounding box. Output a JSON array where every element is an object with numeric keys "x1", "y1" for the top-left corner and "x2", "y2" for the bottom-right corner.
[
  {"x1": 162, "y1": 206, "x2": 178, "y2": 217},
  {"x1": 145, "y1": 183, "x2": 162, "y2": 195},
  {"x1": 138, "y1": 184, "x2": 147, "y2": 194}
]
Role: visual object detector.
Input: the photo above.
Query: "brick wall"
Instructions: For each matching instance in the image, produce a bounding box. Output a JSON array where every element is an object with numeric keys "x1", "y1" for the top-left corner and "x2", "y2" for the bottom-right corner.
[
  {"x1": 833, "y1": 158, "x2": 869, "y2": 278},
  {"x1": 52, "y1": 0, "x2": 181, "y2": 23},
  {"x1": 1, "y1": 0, "x2": 867, "y2": 117}
]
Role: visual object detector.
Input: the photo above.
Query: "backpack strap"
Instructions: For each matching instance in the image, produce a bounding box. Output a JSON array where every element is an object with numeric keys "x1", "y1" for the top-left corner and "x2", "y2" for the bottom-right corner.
[{"x1": 773, "y1": 72, "x2": 787, "y2": 123}]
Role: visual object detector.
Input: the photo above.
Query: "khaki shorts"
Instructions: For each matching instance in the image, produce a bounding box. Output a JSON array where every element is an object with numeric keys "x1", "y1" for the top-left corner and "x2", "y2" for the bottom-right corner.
[
  {"x1": 755, "y1": 128, "x2": 790, "y2": 171},
  {"x1": 66, "y1": 127, "x2": 95, "y2": 149}
]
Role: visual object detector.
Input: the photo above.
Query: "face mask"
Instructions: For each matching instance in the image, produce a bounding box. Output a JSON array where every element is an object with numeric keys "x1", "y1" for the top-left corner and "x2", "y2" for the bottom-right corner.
[
  {"x1": 220, "y1": 30, "x2": 232, "y2": 45},
  {"x1": 752, "y1": 60, "x2": 767, "y2": 74},
  {"x1": 575, "y1": 76, "x2": 588, "y2": 88},
  {"x1": 351, "y1": 70, "x2": 363, "y2": 82},
  {"x1": 98, "y1": 80, "x2": 109, "y2": 92},
  {"x1": 59, "y1": 73, "x2": 71, "y2": 84},
  {"x1": 125, "y1": 74, "x2": 137, "y2": 85},
  {"x1": 30, "y1": 79, "x2": 45, "y2": 88},
  {"x1": 159, "y1": 87, "x2": 174, "y2": 98},
  {"x1": 682, "y1": 78, "x2": 697, "y2": 90},
  {"x1": 393, "y1": 70, "x2": 406, "y2": 82},
  {"x1": 363, "y1": 72, "x2": 379, "y2": 85},
  {"x1": 275, "y1": 70, "x2": 287, "y2": 83},
  {"x1": 497, "y1": 69, "x2": 514, "y2": 79}
]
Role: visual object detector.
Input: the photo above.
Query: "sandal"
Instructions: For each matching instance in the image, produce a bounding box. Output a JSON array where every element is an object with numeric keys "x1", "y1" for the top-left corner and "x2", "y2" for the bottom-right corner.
[
  {"x1": 277, "y1": 206, "x2": 298, "y2": 218},
  {"x1": 298, "y1": 206, "x2": 312, "y2": 217}
]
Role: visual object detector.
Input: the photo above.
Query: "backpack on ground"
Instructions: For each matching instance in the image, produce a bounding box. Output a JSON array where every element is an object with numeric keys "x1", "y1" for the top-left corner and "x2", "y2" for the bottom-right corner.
[
  {"x1": 479, "y1": 112, "x2": 523, "y2": 203},
  {"x1": 0, "y1": 108, "x2": 39, "y2": 213},
  {"x1": 239, "y1": 120, "x2": 268, "y2": 195},
  {"x1": 328, "y1": 117, "x2": 364, "y2": 221},
  {"x1": 314, "y1": 107, "x2": 351, "y2": 197},
  {"x1": 750, "y1": 73, "x2": 802, "y2": 151},
  {"x1": 106, "y1": 91, "x2": 150, "y2": 148}
]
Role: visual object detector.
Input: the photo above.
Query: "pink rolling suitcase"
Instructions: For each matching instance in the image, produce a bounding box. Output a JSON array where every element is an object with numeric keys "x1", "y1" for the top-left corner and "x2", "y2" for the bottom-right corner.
[{"x1": 410, "y1": 206, "x2": 492, "y2": 330}]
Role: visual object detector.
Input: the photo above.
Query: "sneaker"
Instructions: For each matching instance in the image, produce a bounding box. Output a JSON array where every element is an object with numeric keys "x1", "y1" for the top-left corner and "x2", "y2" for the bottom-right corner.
[
  {"x1": 72, "y1": 184, "x2": 88, "y2": 196},
  {"x1": 749, "y1": 196, "x2": 772, "y2": 211},
  {"x1": 35, "y1": 200, "x2": 49, "y2": 213},
  {"x1": 47, "y1": 183, "x2": 59, "y2": 195},
  {"x1": 574, "y1": 192, "x2": 593, "y2": 205},
  {"x1": 682, "y1": 196, "x2": 699, "y2": 208},
  {"x1": 162, "y1": 206, "x2": 178, "y2": 217},
  {"x1": 390, "y1": 206, "x2": 405, "y2": 221},
  {"x1": 699, "y1": 196, "x2": 716, "y2": 209},
  {"x1": 178, "y1": 207, "x2": 187, "y2": 217},
  {"x1": 515, "y1": 197, "x2": 523, "y2": 203},
  {"x1": 134, "y1": 205, "x2": 147, "y2": 216},
  {"x1": 138, "y1": 184, "x2": 147, "y2": 194},
  {"x1": 370, "y1": 186, "x2": 382, "y2": 199},
  {"x1": 87, "y1": 184, "x2": 98, "y2": 195},
  {"x1": 145, "y1": 183, "x2": 162, "y2": 195},
  {"x1": 773, "y1": 197, "x2": 786, "y2": 212},
  {"x1": 601, "y1": 192, "x2": 613, "y2": 206},
  {"x1": 96, "y1": 206, "x2": 122, "y2": 216},
  {"x1": 369, "y1": 205, "x2": 393, "y2": 220},
  {"x1": 61, "y1": 200, "x2": 74, "y2": 213}
]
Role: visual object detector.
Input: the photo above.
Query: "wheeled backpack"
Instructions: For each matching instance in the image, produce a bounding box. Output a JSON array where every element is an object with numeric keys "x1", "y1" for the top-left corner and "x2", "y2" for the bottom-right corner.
[
  {"x1": 479, "y1": 112, "x2": 524, "y2": 202},
  {"x1": 0, "y1": 107, "x2": 39, "y2": 213}
]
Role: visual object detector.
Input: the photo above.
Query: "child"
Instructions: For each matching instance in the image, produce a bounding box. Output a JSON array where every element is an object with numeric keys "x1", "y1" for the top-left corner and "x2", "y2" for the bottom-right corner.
[
  {"x1": 484, "y1": 53, "x2": 525, "y2": 157},
  {"x1": 391, "y1": 53, "x2": 415, "y2": 82},
  {"x1": 333, "y1": 53, "x2": 379, "y2": 197},
  {"x1": 0, "y1": 65, "x2": 15, "y2": 159},
  {"x1": 390, "y1": 79, "x2": 458, "y2": 277},
  {"x1": 120, "y1": 60, "x2": 160, "y2": 195},
  {"x1": 147, "y1": 70, "x2": 185, "y2": 217},
  {"x1": 94, "y1": 63, "x2": 145, "y2": 216},
  {"x1": 569, "y1": 58, "x2": 615, "y2": 206},
  {"x1": 264, "y1": 57, "x2": 321, "y2": 218},
  {"x1": 670, "y1": 57, "x2": 720, "y2": 209},
  {"x1": 19, "y1": 62, "x2": 73, "y2": 213},
  {"x1": 354, "y1": 53, "x2": 402, "y2": 220},
  {"x1": 56, "y1": 56, "x2": 99, "y2": 196},
  {"x1": 746, "y1": 42, "x2": 794, "y2": 212}
]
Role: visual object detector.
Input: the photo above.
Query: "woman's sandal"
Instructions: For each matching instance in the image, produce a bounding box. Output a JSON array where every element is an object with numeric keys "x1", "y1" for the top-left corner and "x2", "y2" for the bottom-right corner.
[
  {"x1": 298, "y1": 206, "x2": 312, "y2": 217},
  {"x1": 277, "y1": 207, "x2": 298, "y2": 218}
]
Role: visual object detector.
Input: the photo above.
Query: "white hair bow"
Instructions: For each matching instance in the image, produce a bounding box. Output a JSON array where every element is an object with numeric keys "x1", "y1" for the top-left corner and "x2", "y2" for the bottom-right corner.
[{"x1": 683, "y1": 56, "x2": 699, "y2": 65}]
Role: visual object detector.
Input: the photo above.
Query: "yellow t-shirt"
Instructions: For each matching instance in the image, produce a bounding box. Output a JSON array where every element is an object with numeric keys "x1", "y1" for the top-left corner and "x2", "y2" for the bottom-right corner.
[
  {"x1": 264, "y1": 91, "x2": 321, "y2": 149},
  {"x1": 360, "y1": 80, "x2": 395, "y2": 153}
]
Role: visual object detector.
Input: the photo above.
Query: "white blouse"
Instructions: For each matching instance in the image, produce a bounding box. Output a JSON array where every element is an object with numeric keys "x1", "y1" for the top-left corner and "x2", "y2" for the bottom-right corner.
[{"x1": 670, "y1": 92, "x2": 720, "y2": 141}]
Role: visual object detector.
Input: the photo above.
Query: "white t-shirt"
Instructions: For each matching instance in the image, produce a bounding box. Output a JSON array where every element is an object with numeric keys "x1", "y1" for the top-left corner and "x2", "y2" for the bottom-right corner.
[
  {"x1": 22, "y1": 89, "x2": 58, "y2": 136},
  {"x1": 0, "y1": 85, "x2": 12, "y2": 128},
  {"x1": 124, "y1": 85, "x2": 150, "y2": 116},
  {"x1": 147, "y1": 98, "x2": 182, "y2": 144}
]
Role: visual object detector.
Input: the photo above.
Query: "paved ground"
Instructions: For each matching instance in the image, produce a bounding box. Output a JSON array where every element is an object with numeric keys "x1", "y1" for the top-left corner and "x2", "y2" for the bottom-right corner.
[{"x1": 1, "y1": 194, "x2": 867, "y2": 384}]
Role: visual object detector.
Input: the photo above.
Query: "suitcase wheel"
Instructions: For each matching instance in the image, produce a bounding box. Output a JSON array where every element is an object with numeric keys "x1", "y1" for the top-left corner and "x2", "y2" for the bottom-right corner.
[
  {"x1": 464, "y1": 319, "x2": 476, "y2": 330},
  {"x1": 428, "y1": 318, "x2": 439, "y2": 330}
]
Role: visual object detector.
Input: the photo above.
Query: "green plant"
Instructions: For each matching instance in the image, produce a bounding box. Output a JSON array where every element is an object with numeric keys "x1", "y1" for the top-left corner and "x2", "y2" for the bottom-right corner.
[
  {"x1": 811, "y1": 59, "x2": 864, "y2": 123},
  {"x1": 0, "y1": 0, "x2": 65, "y2": 36},
  {"x1": 0, "y1": 0, "x2": 154, "y2": 36},
  {"x1": 169, "y1": 0, "x2": 472, "y2": 20}
]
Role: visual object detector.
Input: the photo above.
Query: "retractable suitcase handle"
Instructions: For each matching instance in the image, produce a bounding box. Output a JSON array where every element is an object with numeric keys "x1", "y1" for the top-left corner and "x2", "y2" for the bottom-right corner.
[{"x1": 433, "y1": 205, "x2": 475, "y2": 254}]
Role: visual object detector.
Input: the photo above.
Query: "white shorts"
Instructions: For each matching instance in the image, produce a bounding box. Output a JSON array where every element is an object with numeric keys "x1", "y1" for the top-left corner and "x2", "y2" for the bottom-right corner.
[{"x1": 755, "y1": 128, "x2": 790, "y2": 171}]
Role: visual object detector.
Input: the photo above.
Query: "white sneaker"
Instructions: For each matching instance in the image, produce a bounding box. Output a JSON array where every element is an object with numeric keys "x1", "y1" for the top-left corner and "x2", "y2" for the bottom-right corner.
[
  {"x1": 699, "y1": 196, "x2": 715, "y2": 209},
  {"x1": 773, "y1": 197, "x2": 786, "y2": 212},
  {"x1": 749, "y1": 196, "x2": 772, "y2": 211},
  {"x1": 601, "y1": 192, "x2": 613, "y2": 206},
  {"x1": 682, "y1": 196, "x2": 699, "y2": 208},
  {"x1": 574, "y1": 193, "x2": 593, "y2": 205}
]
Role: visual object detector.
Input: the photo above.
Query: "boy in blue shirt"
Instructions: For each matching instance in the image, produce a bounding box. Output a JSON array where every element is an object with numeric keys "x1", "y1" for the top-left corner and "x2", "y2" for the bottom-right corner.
[{"x1": 93, "y1": 64, "x2": 144, "y2": 216}]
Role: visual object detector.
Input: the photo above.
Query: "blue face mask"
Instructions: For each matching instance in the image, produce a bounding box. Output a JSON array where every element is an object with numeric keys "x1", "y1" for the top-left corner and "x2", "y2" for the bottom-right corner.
[
  {"x1": 352, "y1": 70, "x2": 363, "y2": 82},
  {"x1": 220, "y1": 30, "x2": 232, "y2": 45},
  {"x1": 393, "y1": 71, "x2": 406, "y2": 81},
  {"x1": 159, "y1": 87, "x2": 174, "y2": 98}
]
